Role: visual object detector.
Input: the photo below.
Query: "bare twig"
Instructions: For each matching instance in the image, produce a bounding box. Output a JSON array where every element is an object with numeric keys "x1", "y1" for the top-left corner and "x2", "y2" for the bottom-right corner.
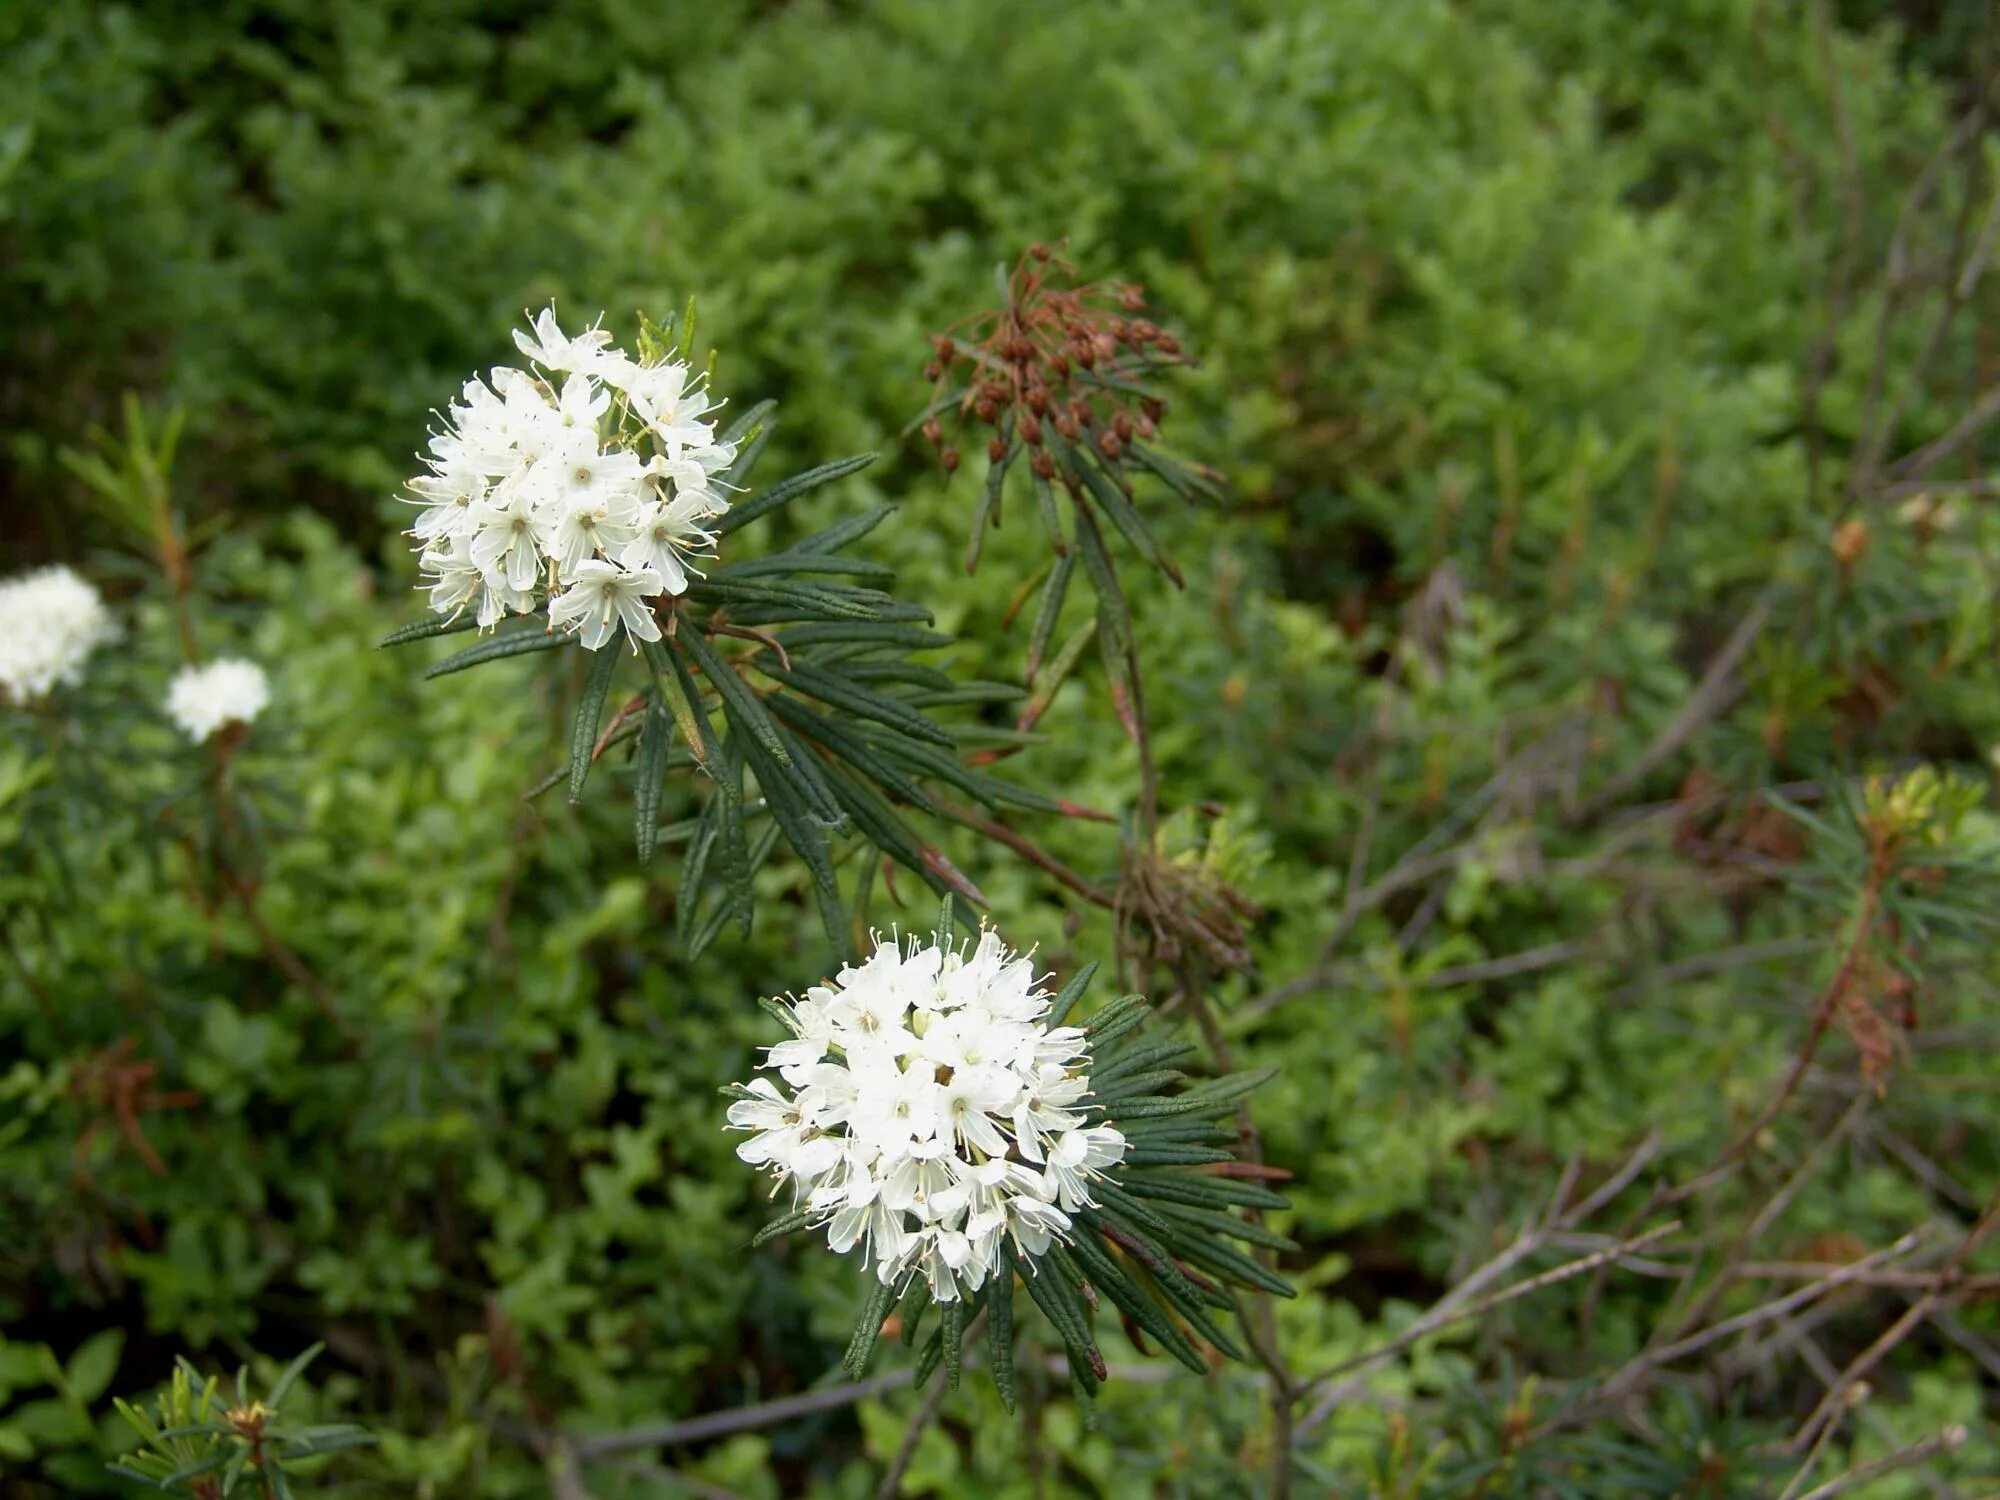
[
  {"x1": 874, "y1": 1368, "x2": 952, "y2": 1500},
  {"x1": 1794, "y1": 1427, "x2": 1969, "y2": 1500},
  {"x1": 572, "y1": 1371, "x2": 918, "y2": 1459}
]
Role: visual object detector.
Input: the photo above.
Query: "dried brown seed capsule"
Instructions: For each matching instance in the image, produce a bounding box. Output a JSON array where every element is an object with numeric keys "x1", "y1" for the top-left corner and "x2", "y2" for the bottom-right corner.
[
  {"x1": 1112, "y1": 411, "x2": 1133, "y2": 441},
  {"x1": 987, "y1": 436, "x2": 1008, "y2": 463},
  {"x1": 1093, "y1": 333, "x2": 1117, "y2": 362},
  {"x1": 941, "y1": 444, "x2": 960, "y2": 473},
  {"x1": 1107, "y1": 317, "x2": 1128, "y2": 339},
  {"x1": 1032, "y1": 449, "x2": 1056, "y2": 479},
  {"x1": 1156, "y1": 334, "x2": 1181, "y2": 355},
  {"x1": 1053, "y1": 410, "x2": 1080, "y2": 440},
  {"x1": 935, "y1": 336, "x2": 956, "y2": 361},
  {"x1": 1130, "y1": 319, "x2": 1158, "y2": 342},
  {"x1": 924, "y1": 360, "x2": 942, "y2": 381},
  {"x1": 1097, "y1": 430, "x2": 1123, "y2": 459},
  {"x1": 1049, "y1": 353, "x2": 1070, "y2": 378},
  {"x1": 1026, "y1": 387, "x2": 1049, "y2": 415},
  {"x1": 1135, "y1": 414, "x2": 1156, "y2": 439},
  {"x1": 1141, "y1": 397, "x2": 1166, "y2": 423},
  {"x1": 1120, "y1": 285, "x2": 1145, "y2": 311},
  {"x1": 922, "y1": 418, "x2": 943, "y2": 444},
  {"x1": 1030, "y1": 243, "x2": 1051, "y2": 261},
  {"x1": 1010, "y1": 337, "x2": 1035, "y2": 362},
  {"x1": 1073, "y1": 341, "x2": 1096, "y2": 369},
  {"x1": 974, "y1": 399, "x2": 998, "y2": 424},
  {"x1": 1071, "y1": 400, "x2": 1094, "y2": 428},
  {"x1": 1020, "y1": 412, "x2": 1043, "y2": 444}
]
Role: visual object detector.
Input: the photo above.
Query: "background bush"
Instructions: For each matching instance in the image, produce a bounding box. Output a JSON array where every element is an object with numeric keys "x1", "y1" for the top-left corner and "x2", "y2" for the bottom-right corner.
[{"x1": 5, "y1": 1, "x2": 1999, "y2": 1494}]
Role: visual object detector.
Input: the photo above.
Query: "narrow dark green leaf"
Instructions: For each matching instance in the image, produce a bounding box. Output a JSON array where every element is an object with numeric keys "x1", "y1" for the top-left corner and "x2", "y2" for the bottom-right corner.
[
  {"x1": 1020, "y1": 617, "x2": 1095, "y2": 728},
  {"x1": 1091, "y1": 1036, "x2": 1197, "y2": 1085},
  {"x1": 686, "y1": 577, "x2": 887, "y2": 620},
  {"x1": 713, "y1": 552, "x2": 896, "y2": 583},
  {"x1": 752, "y1": 1208, "x2": 813, "y2": 1247},
  {"x1": 989, "y1": 1270, "x2": 1018, "y2": 1413},
  {"x1": 643, "y1": 637, "x2": 713, "y2": 770},
  {"x1": 676, "y1": 791, "x2": 727, "y2": 947},
  {"x1": 634, "y1": 698, "x2": 674, "y2": 865},
  {"x1": 941, "y1": 1298, "x2": 966, "y2": 1389},
  {"x1": 775, "y1": 621, "x2": 952, "y2": 651},
  {"x1": 716, "y1": 452, "x2": 877, "y2": 537},
  {"x1": 844, "y1": 1278, "x2": 899, "y2": 1378},
  {"x1": 1032, "y1": 468, "x2": 1067, "y2": 553},
  {"x1": 266, "y1": 1343, "x2": 323, "y2": 1408},
  {"x1": 1124, "y1": 1145, "x2": 1237, "y2": 1167},
  {"x1": 678, "y1": 626, "x2": 793, "y2": 769},
  {"x1": 785, "y1": 503, "x2": 896, "y2": 556},
  {"x1": 757, "y1": 658, "x2": 956, "y2": 747},
  {"x1": 1066, "y1": 1223, "x2": 1207, "y2": 1372},
  {"x1": 1123, "y1": 1173, "x2": 1290, "y2": 1213},
  {"x1": 424, "y1": 626, "x2": 571, "y2": 679},
  {"x1": 1154, "y1": 1200, "x2": 1298, "y2": 1253},
  {"x1": 966, "y1": 425, "x2": 1016, "y2": 573},
  {"x1": 1027, "y1": 554, "x2": 1076, "y2": 683},
  {"x1": 1129, "y1": 442, "x2": 1228, "y2": 505},
  {"x1": 769, "y1": 696, "x2": 934, "y2": 809},
  {"x1": 568, "y1": 644, "x2": 622, "y2": 804},
  {"x1": 1084, "y1": 993, "x2": 1152, "y2": 1047},
  {"x1": 379, "y1": 613, "x2": 478, "y2": 648},
  {"x1": 1047, "y1": 961, "x2": 1099, "y2": 1027}
]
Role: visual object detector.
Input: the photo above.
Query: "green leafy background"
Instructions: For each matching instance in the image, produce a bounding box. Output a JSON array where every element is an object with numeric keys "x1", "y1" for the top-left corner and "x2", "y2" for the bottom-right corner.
[{"x1": 5, "y1": 1, "x2": 1999, "y2": 1494}]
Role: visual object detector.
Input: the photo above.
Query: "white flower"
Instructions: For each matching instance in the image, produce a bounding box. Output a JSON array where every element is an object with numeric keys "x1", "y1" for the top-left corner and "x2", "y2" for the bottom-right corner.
[
  {"x1": 0, "y1": 566, "x2": 117, "y2": 704},
  {"x1": 547, "y1": 561, "x2": 663, "y2": 651},
  {"x1": 726, "y1": 927, "x2": 1125, "y2": 1302},
  {"x1": 401, "y1": 305, "x2": 734, "y2": 631},
  {"x1": 164, "y1": 658, "x2": 269, "y2": 741},
  {"x1": 512, "y1": 305, "x2": 613, "y2": 374}
]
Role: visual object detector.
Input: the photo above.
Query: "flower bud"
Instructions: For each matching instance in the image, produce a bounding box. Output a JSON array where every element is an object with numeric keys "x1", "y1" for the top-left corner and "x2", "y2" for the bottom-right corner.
[{"x1": 941, "y1": 444, "x2": 959, "y2": 473}]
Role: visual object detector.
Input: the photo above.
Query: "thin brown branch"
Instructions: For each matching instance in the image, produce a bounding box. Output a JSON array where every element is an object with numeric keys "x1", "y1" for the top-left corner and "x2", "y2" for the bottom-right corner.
[
  {"x1": 932, "y1": 797, "x2": 1112, "y2": 908},
  {"x1": 874, "y1": 1368, "x2": 952, "y2": 1500},
  {"x1": 1793, "y1": 1427, "x2": 1969, "y2": 1500}
]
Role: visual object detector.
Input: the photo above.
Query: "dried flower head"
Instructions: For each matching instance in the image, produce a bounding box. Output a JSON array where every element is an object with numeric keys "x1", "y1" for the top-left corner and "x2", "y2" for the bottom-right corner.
[{"x1": 916, "y1": 245, "x2": 1224, "y2": 585}]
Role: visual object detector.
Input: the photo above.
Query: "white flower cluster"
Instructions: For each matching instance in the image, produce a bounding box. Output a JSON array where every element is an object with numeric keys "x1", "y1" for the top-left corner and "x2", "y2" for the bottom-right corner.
[
  {"x1": 729, "y1": 930, "x2": 1128, "y2": 1302},
  {"x1": 164, "y1": 658, "x2": 269, "y2": 741},
  {"x1": 404, "y1": 306, "x2": 736, "y2": 651},
  {"x1": 0, "y1": 566, "x2": 117, "y2": 704}
]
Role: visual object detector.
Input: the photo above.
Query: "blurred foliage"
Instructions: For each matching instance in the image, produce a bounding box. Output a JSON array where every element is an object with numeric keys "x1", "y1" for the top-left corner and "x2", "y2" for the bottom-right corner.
[{"x1": 5, "y1": 0, "x2": 2000, "y2": 1495}]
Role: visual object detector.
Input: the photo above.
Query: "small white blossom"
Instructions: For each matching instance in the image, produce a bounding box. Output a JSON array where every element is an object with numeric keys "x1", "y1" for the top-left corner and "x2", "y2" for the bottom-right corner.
[
  {"x1": 547, "y1": 561, "x2": 665, "y2": 651},
  {"x1": 400, "y1": 304, "x2": 731, "y2": 651},
  {"x1": 727, "y1": 928, "x2": 1124, "y2": 1302},
  {"x1": 164, "y1": 658, "x2": 269, "y2": 741},
  {"x1": 0, "y1": 566, "x2": 118, "y2": 704}
]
